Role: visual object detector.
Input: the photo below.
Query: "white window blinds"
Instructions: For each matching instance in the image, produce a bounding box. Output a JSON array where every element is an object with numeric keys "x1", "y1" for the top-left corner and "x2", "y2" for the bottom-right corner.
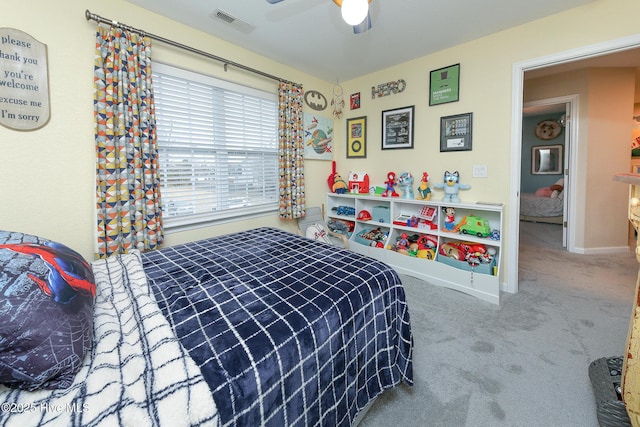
[{"x1": 152, "y1": 63, "x2": 279, "y2": 229}]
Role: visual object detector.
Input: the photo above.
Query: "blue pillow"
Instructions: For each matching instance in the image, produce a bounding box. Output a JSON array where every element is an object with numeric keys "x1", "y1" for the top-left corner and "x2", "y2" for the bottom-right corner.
[{"x1": 0, "y1": 231, "x2": 95, "y2": 390}]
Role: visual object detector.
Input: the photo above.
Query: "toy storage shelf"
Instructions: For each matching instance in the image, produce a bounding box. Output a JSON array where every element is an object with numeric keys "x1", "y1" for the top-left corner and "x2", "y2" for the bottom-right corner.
[{"x1": 326, "y1": 193, "x2": 503, "y2": 304}]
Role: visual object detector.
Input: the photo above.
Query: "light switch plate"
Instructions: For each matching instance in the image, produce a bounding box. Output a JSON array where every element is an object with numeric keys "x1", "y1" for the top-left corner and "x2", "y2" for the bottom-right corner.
[{"x1": 473, "y1": 164, "x2": 488, "y2": 178}]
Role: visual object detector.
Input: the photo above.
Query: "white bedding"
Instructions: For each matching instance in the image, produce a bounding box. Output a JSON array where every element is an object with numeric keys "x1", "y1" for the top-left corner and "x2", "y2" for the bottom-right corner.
[
  {"x1": 0, "y1": 251, "x2": 219, "y2": 427},
  {"x1": 520, "y1": 192, "x2": 564, "y2": 218}
]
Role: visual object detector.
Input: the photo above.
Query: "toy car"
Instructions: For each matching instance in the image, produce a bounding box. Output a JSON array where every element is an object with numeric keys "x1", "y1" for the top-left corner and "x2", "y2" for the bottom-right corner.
[{"x1": 457, "y1": 215, "x2": 491, "y2": 238}]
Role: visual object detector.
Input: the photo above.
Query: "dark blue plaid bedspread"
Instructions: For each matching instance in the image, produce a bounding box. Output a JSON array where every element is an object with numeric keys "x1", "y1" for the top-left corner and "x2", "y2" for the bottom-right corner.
[{"x1": 142, "y1": 227, "x2": 413, "y2": 427}]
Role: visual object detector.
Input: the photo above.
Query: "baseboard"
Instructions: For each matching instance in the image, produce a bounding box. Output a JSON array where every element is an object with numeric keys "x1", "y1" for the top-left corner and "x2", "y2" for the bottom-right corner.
[{"x1": 573, "y1": 245, "x2": 631, "y2": 255}]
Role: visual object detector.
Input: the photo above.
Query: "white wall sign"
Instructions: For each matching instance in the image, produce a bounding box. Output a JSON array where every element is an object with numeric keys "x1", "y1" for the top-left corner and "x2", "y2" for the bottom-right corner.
[{"x1": 0, "y1": 28, "x2": 50, "y2": 131}]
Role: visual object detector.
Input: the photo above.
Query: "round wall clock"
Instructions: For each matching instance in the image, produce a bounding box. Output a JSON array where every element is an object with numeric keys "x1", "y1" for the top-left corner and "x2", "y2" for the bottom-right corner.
[{"x1": 535, "y1": 119, "x2": 562, "y2": 140}]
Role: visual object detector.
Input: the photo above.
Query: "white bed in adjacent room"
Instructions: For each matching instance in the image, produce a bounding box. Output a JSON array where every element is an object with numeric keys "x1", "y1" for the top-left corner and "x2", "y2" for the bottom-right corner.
[{"x1": 520, "y1": 191, "x2": 564, "y2": 224}]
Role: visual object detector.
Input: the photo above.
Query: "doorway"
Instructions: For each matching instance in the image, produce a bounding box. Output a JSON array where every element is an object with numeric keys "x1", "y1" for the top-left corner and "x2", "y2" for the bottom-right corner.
[{"x1": 506, "y1": 35, "x2": 640, "y2": 295}]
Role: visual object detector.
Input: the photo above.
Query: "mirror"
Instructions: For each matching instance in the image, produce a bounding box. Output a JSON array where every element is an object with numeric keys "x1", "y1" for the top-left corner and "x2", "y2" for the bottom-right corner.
[{"x1": 532, "y1": 144, "x2": 563, "y2": 175}]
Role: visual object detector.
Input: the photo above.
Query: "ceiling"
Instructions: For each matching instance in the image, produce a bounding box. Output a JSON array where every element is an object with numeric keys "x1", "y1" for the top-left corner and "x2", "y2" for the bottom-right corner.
[{"x1": 126, "y1": 0, "x2": 597, "y2": 82}]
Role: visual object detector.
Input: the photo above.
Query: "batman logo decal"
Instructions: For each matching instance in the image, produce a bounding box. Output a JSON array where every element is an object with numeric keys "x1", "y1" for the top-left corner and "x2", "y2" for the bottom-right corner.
[{"x1": 304, "y1": 90, "x2": 328, "y2": 111}]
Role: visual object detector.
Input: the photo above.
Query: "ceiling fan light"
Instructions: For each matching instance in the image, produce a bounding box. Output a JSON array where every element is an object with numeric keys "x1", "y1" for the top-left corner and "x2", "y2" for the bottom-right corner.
[{"x1": 341, "y1": 0, "x2": 368, "y2": 26}]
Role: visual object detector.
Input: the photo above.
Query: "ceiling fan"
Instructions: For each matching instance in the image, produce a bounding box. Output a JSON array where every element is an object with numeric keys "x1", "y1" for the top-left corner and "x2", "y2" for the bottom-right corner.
[{"x1": 266, "y1": 0, "x2": 372, "y2": 34}]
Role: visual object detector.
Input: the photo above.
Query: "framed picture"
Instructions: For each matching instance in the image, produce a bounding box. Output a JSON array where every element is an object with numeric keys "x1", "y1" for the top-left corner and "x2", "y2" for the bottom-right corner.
[
  {"x1": 382, "y1": 105, "x2": 414, "y2": 150},
  {"x1": 350, "y1": 92, "x2": 361, "y2": 110},
  {"x1": 532, "y1": 144, "x2": 563, "y2": 175},
  {"x1": 346, "y1": 116, "x2": 367, "y2": 158},
  {"x1": 429, "y1": 63, "x2": 460, "y2": 106},
  {"x1": 440, "y1": 112, "x2": 472, "y2": 152}
]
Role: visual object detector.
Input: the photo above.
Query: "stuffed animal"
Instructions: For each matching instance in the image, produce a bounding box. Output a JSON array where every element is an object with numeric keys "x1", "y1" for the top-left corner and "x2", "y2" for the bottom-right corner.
[
  {"x1": 396, "y1": 172, "x2": 414, "y2": 199},
  {"x1": 433, "y1": 171, "x2": 471, "y2": 203},
  {"x1": 416, "y1": 172, "x2": 431, "y2": 200},
  {"x1": 332, "y1": 173, "x2": 347, "y2": 194}
]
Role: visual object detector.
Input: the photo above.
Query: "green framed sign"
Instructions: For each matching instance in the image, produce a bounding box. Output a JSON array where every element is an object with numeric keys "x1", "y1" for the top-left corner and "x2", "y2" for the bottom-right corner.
[{"x1": 429, "y1": 63, "x2": 460, "y2": 106}]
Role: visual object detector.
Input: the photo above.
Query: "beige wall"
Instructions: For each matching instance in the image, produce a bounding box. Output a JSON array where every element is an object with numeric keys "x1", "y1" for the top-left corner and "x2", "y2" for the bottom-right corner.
[
  {"x1": 585, "y1": 68, "x2": 636, "y2": 248},
  {"x1": 2, "y1": 0, "x2": 640, "y2": 262}
]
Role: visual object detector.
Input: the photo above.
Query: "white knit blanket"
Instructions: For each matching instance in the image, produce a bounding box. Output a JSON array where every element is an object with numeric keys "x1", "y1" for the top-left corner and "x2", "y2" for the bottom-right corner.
[{"x1": 0, "y1": 251, "x2": 219, "y2": 427}]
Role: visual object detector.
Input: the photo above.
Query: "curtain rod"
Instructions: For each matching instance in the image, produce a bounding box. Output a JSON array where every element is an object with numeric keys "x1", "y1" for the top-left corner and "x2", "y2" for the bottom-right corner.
[{"x1": 85, "y1": 9, "x2": 293, "y2": 85}]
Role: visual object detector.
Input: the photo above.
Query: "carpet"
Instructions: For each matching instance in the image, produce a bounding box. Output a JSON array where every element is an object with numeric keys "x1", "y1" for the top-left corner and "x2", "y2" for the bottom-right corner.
[{"x1": 360, "y1": 221, "x2": 638, "y2": 427}]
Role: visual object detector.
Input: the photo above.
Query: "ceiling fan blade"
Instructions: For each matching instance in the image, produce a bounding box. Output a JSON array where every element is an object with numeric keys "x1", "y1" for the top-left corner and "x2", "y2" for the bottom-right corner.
[
  {"x1": 265, "y1": 0, "x2": 325, "y2": 23},
  {"x1": 352, "y1": 11, "x2": 371, "y2": 34}
]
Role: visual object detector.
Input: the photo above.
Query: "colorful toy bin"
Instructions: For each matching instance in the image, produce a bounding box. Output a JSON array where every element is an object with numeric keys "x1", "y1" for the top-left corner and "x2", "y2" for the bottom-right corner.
[{"x1": 354, "y1": 227, "x2": 387, "y2": 248}]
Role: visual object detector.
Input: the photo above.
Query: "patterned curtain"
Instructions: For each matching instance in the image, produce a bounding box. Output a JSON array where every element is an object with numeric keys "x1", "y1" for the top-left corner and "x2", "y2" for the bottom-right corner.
[
  {"x1": 93, "y1": 26, "x2": 163, "y2": 258},
  {"x1": 278, "y1": 81, "x2": 306, "y2": 220}
]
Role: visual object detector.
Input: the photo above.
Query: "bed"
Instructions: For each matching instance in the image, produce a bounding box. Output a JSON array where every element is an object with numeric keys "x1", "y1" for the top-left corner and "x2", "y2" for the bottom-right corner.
[
  {"x1": 0, "y1": 227, "x2": 413, "y2": 426},
  {"x1": 519, "y1": 191, "x2": 564, "y2": 224}
]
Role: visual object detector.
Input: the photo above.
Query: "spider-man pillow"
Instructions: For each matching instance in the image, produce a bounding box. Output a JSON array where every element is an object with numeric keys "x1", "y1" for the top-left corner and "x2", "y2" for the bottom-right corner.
[{"x1": 0, "y1": 231, "x2": 96, "y2": 390}]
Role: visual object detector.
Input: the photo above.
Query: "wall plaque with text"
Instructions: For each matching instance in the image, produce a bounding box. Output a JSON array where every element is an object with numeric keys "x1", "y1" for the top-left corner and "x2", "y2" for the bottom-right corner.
[{"x1": 0, "y1": 28, "x2": 50, "y2": 131}]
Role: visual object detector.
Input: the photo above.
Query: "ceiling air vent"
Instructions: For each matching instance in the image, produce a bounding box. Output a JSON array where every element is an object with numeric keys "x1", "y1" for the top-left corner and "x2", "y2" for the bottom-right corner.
[{"x1": 209, "y1": 9, "x2": 255, "y2": 34}]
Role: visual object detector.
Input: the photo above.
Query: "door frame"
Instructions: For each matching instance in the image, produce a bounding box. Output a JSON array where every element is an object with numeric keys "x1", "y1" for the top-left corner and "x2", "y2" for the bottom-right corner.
[{"x1": 506, "y1": 34, "x2": 640, "y2": 295}]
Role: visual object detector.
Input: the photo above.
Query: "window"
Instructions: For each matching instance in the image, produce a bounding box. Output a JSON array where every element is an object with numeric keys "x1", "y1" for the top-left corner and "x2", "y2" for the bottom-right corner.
[{"x1": 152, "y1": 63, "x2": 279, "y2": 229}]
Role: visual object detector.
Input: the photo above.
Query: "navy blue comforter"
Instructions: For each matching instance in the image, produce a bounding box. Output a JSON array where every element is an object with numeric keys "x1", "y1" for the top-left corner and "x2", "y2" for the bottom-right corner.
[{"x1": 142, "y1": 227, "x2": 413, "y2": 426}]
